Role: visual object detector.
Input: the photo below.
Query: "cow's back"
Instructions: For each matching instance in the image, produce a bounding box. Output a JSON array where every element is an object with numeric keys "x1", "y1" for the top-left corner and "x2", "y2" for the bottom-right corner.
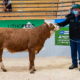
[{"x1": 0, "y1": 28, "x2": 30, "y2": 52}]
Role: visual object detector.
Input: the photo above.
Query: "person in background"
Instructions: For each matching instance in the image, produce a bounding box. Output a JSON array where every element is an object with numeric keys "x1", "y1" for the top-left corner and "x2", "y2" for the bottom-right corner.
[
  {"x1": 55, "y1": 4, "x2": 80, "y2": 70},
  {"x1": 3, "y1": 0, "x2": 12, "y2": 12}
]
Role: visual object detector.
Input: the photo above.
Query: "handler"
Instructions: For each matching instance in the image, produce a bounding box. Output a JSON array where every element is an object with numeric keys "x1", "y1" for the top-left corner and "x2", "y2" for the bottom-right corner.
[{"x1": 55, "y1": 4, "x2": 80, "y2": 69}]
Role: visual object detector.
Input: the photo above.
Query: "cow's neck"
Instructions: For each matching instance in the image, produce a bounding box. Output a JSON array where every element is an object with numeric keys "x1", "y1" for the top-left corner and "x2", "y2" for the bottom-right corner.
[{"x1": 37, "y1": 25, "x2": 50, "y2": 39}]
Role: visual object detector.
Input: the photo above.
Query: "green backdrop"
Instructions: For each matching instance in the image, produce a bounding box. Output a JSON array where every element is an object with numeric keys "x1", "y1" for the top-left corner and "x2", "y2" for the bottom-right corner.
[{"x1": 0, "y1": 19, "x2": 44, "y2": 28}]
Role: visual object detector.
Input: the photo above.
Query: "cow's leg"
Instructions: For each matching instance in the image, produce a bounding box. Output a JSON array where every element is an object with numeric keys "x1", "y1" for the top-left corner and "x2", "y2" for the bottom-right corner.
[
  {"x1": 29, "y1": 48, "x2": 36, "y2": 73},
  {"x1": 0, "y1": 49, "x2": 7, "y2": 72}
]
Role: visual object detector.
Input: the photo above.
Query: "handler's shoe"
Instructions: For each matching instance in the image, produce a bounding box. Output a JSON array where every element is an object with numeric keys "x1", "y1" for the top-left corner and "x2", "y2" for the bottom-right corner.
[
  {"x1": 69, "y1": 65, "x2": 78, "y2": 69},
  {"x1": 79, "y1": 66, "x2": 80, "y2": 71},
  {"x1": 78, "y1": 62, "x2": 80, "y2": 71}
]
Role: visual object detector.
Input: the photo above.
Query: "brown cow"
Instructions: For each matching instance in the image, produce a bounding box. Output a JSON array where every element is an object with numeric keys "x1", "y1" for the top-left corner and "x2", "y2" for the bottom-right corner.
[{"x1": 0, "y1": 23, "x2": 55, "y2": 73}]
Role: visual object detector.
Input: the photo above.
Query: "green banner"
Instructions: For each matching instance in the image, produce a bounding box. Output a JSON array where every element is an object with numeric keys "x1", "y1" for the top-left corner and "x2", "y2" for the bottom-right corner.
[
  {"x1": 55, "y1": 25, "x2": 70, "y2": 46},
  {"x1": 0, "y1": 19, "x2": 44, "y2": 28}
]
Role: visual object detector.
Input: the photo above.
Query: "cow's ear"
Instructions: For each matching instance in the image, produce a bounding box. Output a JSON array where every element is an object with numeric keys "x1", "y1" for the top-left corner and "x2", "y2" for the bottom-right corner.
[{"x1": 49, "y1": 23, "x2": 55, "y2": 30}]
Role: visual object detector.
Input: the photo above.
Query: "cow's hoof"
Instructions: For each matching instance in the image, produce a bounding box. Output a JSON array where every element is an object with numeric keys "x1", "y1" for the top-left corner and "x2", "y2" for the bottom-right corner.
[
  {"x1": 30, "y1": 69, "x2": 36, "y2": 74},
  {"x1": 30, "y1": 71, "x2": 34, "y2": 74},
  {"x1": 33, "y1": 69, "x2": 36, "y2": 71},
  {"x1": 2, "y1": 69, "x2": 7, "y2": 72},
  {"x1": 1, "y1": 67, "x2": 7, "y2": 72}
]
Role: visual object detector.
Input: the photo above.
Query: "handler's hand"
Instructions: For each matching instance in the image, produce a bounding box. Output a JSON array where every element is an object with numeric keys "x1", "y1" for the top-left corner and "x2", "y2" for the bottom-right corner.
[
  {"x1": 54, "y1": 27, "x2": 59, "y2": 31},
  {"x1": 53, "y1": 23, "x2": 60, "y2": 31}
]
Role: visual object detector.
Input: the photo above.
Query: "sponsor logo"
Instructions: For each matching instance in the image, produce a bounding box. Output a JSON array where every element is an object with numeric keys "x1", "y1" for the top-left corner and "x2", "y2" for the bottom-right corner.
[
  {"x1": 60, "y1": 31, "x2": 69, "y2": 34},
  {"x1": 23, "y1": 22, "x2": 34, "y2": 28}
]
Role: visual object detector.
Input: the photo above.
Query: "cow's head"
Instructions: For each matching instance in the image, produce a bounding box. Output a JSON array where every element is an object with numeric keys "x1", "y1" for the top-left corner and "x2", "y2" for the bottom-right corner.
[
  {"x1": 48, "y1": 23, "x2": 55, "y2": 31},
  {"x1": 43, "y1": 22, "x2": 56, "y2": 36},
  {"x1": 44, "y1": 22, "x2": 55, "y2": 31}
]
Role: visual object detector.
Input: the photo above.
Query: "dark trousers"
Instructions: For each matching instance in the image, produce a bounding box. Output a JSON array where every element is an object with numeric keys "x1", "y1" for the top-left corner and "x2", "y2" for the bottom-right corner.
[{"x1": 70, "y1": 39, "x2": 80, "y2": 66}]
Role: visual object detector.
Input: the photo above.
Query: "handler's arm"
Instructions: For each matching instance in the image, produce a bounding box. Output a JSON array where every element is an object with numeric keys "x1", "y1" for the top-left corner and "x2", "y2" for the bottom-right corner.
[{"x1": 57, "y1": 17, "x2": 70, "y2": 27}]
